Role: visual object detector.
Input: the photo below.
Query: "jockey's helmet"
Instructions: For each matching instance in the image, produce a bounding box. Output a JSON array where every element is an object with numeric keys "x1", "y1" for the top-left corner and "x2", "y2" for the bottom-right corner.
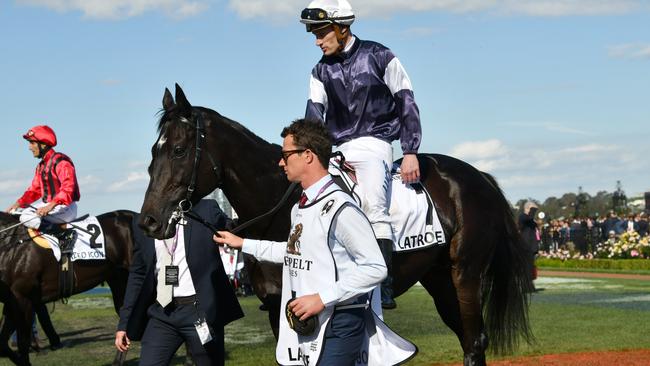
[
  {"x1": 300, "y1": 0, "x2": 355, "y2": 32},
  {"x1": 23, "y1": 125, "x2": 57, "y2": 147}
]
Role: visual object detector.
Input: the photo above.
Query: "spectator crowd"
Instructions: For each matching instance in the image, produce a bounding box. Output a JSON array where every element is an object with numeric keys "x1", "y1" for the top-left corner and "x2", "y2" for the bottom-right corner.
[{"x1": 537, "y1": 211, "x2": 649, "y2": 256}]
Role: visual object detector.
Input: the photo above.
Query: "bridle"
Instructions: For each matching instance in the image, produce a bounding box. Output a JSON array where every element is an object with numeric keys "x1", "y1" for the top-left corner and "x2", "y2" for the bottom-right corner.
[
  {"x1": 167, "y1": 111, "x2": 222, "y2": 227},
  {"x1": 165, "y1": 110, "x2": 299, "y2": 235}
]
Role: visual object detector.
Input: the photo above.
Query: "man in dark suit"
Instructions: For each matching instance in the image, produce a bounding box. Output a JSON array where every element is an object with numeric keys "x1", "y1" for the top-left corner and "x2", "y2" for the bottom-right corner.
[{"x1": 114, "y1": 199, "x2": 243, "y2": 366}]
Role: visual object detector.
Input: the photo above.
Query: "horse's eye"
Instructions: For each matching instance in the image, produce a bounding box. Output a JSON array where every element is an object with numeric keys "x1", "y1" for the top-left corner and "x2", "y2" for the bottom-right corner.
[{"x1": 173, "y1": 146, "x2": 186, "y2": 157}]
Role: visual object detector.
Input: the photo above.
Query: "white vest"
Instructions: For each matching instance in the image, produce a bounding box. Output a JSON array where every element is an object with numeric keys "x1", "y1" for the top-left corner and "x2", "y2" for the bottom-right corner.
[{"x1": 276, "y1": 190, "x2": 417, "y2": 366}]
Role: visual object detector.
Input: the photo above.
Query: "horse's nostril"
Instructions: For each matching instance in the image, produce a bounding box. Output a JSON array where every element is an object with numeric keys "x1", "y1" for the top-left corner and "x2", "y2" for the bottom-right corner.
[{"x1": 140, "y1": 215, "x2": 161, "y2": 233}]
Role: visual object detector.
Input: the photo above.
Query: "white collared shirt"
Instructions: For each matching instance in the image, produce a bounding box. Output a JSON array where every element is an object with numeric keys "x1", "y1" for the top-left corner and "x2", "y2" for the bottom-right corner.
[
  {"x1": 154, "y1": 224, "x2": 196, "y2": 297},
  {"x1": 242, "y1": 174, "x2": 386, "y2": 307}
]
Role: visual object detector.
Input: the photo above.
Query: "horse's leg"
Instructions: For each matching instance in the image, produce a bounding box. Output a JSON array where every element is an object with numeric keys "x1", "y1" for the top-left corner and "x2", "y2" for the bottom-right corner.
[
  {"x1": 421, "y1": 267, "x2": 487, "y2": 366},
  {"x1": 34, "y1": 302, "x2": 61, "y2": 349},
  {"x1": 451, "y1": 265, "x2": 487, "y2": 366},
  {"x1": 0, "y1": 313, "x2": 22, "y2": 365},
  {"x1": 13, "y1": 296, "x2": 34, "y2": 366},
  {"x1": 266, "y1": 294, "x2": 281, "y2": 339},
  {"x1": 245, "y1": 258, "x2": 282, "y2": 339},
  {"x1": 106, "y1": 268, "x2": 129, "y2": 365},
  {"x1": 420, "y1": 268, "x2": 463, "y2": 339},
  {"x1": 106, "y1": 268, "x2": 129, "y2": 314}
]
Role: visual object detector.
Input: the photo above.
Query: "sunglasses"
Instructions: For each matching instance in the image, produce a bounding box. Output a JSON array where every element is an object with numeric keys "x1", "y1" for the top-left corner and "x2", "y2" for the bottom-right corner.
[{"x1": 281, "y1": 149, "x2": 307, "y2": 163}]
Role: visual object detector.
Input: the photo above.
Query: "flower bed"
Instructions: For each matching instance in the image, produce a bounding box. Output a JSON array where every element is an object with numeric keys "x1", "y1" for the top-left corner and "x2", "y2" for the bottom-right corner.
[
  {"x1": 536, "y1": 231, "x2": 650, "y2": 273},
  {"x1": 595, "y1": 231, "x2": 650, "y2": 259}
]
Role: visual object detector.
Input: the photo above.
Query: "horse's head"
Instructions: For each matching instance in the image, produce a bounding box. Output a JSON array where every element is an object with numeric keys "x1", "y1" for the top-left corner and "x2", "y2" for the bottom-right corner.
[{"x1": 139, "y1": 84, "x2": 222, "y2": 239}]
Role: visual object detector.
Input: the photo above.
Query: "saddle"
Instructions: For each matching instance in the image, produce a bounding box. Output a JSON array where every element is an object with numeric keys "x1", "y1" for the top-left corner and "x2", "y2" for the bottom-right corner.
[{"x1": 27, "y1": 214, "x2": 90, "y2": 300}]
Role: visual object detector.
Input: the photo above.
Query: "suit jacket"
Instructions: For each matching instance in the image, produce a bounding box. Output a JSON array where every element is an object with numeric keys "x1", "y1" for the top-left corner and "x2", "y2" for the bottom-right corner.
[
  {"x1": 518, "y1": 212, "x2": 540, "y2": 254},
  {"x1": 117, "y1": 199, "x2": 244, "y2": 341}
]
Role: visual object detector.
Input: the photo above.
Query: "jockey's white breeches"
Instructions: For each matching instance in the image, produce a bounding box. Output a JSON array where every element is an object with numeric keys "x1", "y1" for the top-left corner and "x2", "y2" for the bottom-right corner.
[
  {"x1": 336, "y1": 136, "x2": 393, "y2": 241},
  {"x1": 19, "y1": 199, "x2": 78, "y2": 229}
]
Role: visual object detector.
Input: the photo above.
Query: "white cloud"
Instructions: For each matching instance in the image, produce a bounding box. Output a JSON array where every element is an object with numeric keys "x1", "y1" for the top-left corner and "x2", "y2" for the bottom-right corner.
[
  {"x1": 447, "y1": 138, "x2": 649, "y2": 201},
  {"x1": 449, "y1": 139, "x2": 508, "y2": 160},
  {"x1": 608, "y1": 43, "x2": 650, "y2": 60},
  {"x1": 398, "y1": 27, "x2": 440, "y2": 39},
  {"x1": 228, "y1": 0, "x2": 647, "y2": 22},
  {"x1": 17, "y1": 0, "x2": 210, "y2": 20},
  {"x1": 107, "y1": 171, "x2": 149, "y2": 192},
  {"x1": 18, "y1": 0, "x2": 647, "y2": 21},
  {"x1": 504, "y1": 121, "x2": 594, "y2": 136},
  {"x1": 560, "y1": 144, "x2": 617, "y2": 155}
]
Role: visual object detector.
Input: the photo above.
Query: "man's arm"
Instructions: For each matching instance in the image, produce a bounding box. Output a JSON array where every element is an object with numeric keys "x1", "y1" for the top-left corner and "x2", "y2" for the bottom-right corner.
[
  {"x1": 382, "y1": 53, "x2": 422, "y2": 183},
  {"x1": 305, "y1": 71, "x2": 327, "y2": 122},
  {"x1": 214, "y1": 231, "x2": 286, "y2": 264},
  {"x1": 116, "y1": 231, "x2": 148, "y2": 332},
  {"x1": 319, "y1": 205, "x2": 387, "y2": 306},
  {"x1": 14, "y1": 169, "x2": 42, "y2": 209}
]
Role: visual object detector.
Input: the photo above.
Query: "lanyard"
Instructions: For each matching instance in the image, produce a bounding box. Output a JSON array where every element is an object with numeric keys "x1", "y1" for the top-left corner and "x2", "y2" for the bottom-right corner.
[
  {"x1": 163, "y1": 226, "x2": 180, "y2": 262},
  {"x1": 305, "y1": 179, "x2": 335, "y2": 205}
]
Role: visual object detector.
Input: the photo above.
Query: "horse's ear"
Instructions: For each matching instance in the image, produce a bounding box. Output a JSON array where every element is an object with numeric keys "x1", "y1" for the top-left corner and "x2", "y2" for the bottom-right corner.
[
  {"x1": 174, "y1": 83, "x2": 192, "y2": 117},
  {"x1": 162, "y1": 88, "x2": 175, "y2": 112}
]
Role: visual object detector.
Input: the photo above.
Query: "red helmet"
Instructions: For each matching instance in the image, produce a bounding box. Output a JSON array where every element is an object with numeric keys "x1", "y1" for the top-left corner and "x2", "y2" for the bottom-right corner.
[{"x1": 23, "y1": 125, "x2": 57, "y2": 147}]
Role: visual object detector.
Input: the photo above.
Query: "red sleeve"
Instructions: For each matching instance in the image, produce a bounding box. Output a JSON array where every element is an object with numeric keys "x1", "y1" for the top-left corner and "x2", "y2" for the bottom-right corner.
[
  {"x1": 17, "y1": 168, "x2": 43, "y2": 207},
  {"x1": 52, "y1": 160, "x2": 79, "y2": 205}
]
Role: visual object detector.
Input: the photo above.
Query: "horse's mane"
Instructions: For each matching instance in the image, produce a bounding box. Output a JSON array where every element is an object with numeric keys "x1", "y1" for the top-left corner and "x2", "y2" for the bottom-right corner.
[
  {"x1": 156, "y1": 106, "x2": 280, "y2": 152},
  {"x1": 0, "y1": 212, "x2": 28, "y2": 254},
  {"x1": 0, "y1": 212, "x2": 19, "y2": 225}
]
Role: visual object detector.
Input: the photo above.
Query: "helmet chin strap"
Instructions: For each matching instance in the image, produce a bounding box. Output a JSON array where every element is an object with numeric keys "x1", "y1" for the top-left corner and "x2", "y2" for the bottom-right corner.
[
  {"x1": 333, "y1": 25, "x2": 350, "y2": 54},
  {"x1": 36, "y1": 143, "x2": 50, "y2": 159}
]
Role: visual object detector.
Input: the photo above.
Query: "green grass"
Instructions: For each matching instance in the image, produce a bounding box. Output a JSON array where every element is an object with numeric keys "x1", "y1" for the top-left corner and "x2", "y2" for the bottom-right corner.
[
  {"x1": 1, "y1": 276, "x2": 649, "y2": 365},
  {"x1": 537, "y1": 258, "x2": 650, "y2": 274}
]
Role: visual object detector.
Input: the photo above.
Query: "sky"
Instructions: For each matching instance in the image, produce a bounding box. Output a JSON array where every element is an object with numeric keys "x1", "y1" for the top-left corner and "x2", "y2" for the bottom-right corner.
[{"x1": 1, "y1": 0, "x2": 649, "y2": 216}]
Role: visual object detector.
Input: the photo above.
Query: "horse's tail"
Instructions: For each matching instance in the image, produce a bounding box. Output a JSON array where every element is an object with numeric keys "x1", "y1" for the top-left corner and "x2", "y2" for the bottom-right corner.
[{"x1": 479, "y1": 172, "x2": 534, "y2": 354}]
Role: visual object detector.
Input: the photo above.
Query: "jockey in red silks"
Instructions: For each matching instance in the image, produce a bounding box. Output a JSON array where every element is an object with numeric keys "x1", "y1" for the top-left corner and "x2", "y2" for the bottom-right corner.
[{"x1": 5, "y1": 125, "x2": 80, "y2": 238}]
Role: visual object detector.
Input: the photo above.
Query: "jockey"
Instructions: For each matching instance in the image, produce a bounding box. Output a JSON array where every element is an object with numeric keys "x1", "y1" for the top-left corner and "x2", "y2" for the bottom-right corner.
[
  {"x1": 5, "y1": 125, "x2": 80, "y2": 241},
  {"x1": 300, "y1": 0, "x2": 423, "y2": 309}
]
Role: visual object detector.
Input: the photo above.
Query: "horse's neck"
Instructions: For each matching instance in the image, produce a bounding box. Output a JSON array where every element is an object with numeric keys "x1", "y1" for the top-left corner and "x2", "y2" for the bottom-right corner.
[{"x1": 206, "y1": 117, "x2": 289, "y2": 220}]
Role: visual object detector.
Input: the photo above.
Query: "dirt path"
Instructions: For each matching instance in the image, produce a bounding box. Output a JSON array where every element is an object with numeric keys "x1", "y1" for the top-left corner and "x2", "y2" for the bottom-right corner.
[
  {"x1": 432, "y1": 349, "x2": 650, "y2": 366},
  {"x1": 538, "y1": 270, "x2": 650, "y2": 281}
]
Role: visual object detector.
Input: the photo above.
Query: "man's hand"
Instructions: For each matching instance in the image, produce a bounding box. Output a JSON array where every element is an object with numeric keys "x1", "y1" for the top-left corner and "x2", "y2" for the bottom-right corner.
[
  {"x1": 400, "y1": 154, "x2": 420, "y2": 184},
  {"x1": 36, "y1": 202, "x2": 57, "y2": 216},
  {"x1": 213, "y1": 231, "x2": 244, "y2": 250},
  {"x1": 5, "y1": 202, "x2": 20, "y2": 214},
  {"x1": 288, "y1": 294, "x2": 325, "y2": 321},
  {"x1": 115, "y1": 331, "x2": 130, "y2": 352}
]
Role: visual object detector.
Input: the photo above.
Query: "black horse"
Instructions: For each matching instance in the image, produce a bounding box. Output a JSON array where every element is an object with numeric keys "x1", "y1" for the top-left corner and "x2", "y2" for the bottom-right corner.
[
  {"x1": 0, "y1": 210, "x2": 135, "y2": 365},
  {"x1": 139, "y1": 84, "x2": 533, "y2": 366}
]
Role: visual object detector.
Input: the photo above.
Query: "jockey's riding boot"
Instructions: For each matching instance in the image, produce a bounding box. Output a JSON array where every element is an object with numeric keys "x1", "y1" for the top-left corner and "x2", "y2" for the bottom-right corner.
[
  {"x1": 377, "y1": 239, "x2": 397, "y2": 309},
  {"x1": 38, "y1": 221, "x2": 76, "y2": 251},
  {"x1": 38, "y1": 220, "x2": 65, "y2": 236}
]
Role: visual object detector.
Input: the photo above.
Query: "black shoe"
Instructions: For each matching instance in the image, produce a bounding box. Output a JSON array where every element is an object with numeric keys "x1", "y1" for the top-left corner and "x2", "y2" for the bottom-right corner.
[
  {"x1": 258, "y1": 303, "x2": 269, "y2": 311},
  {"x1": 381, "y1": 299, "x2": 397, "y2": 310},
  {"x1": 49, "y1": 341, "x2": 64, "y2": 351}
]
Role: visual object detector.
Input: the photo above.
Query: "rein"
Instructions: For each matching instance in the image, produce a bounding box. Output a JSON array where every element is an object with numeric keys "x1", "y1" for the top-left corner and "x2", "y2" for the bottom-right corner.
[{"x1": 185, "y1": 182, "x2": 300, "y2": 236}]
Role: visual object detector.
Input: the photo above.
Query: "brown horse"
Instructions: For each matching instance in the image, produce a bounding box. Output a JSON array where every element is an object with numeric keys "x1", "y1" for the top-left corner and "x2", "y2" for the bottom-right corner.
[
  {"x1": 139, "y1": 84, "x2": 533, "y2": 366},
  {"x1": 0, "y1": 210, "x2": 136, "y2": 366}
]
